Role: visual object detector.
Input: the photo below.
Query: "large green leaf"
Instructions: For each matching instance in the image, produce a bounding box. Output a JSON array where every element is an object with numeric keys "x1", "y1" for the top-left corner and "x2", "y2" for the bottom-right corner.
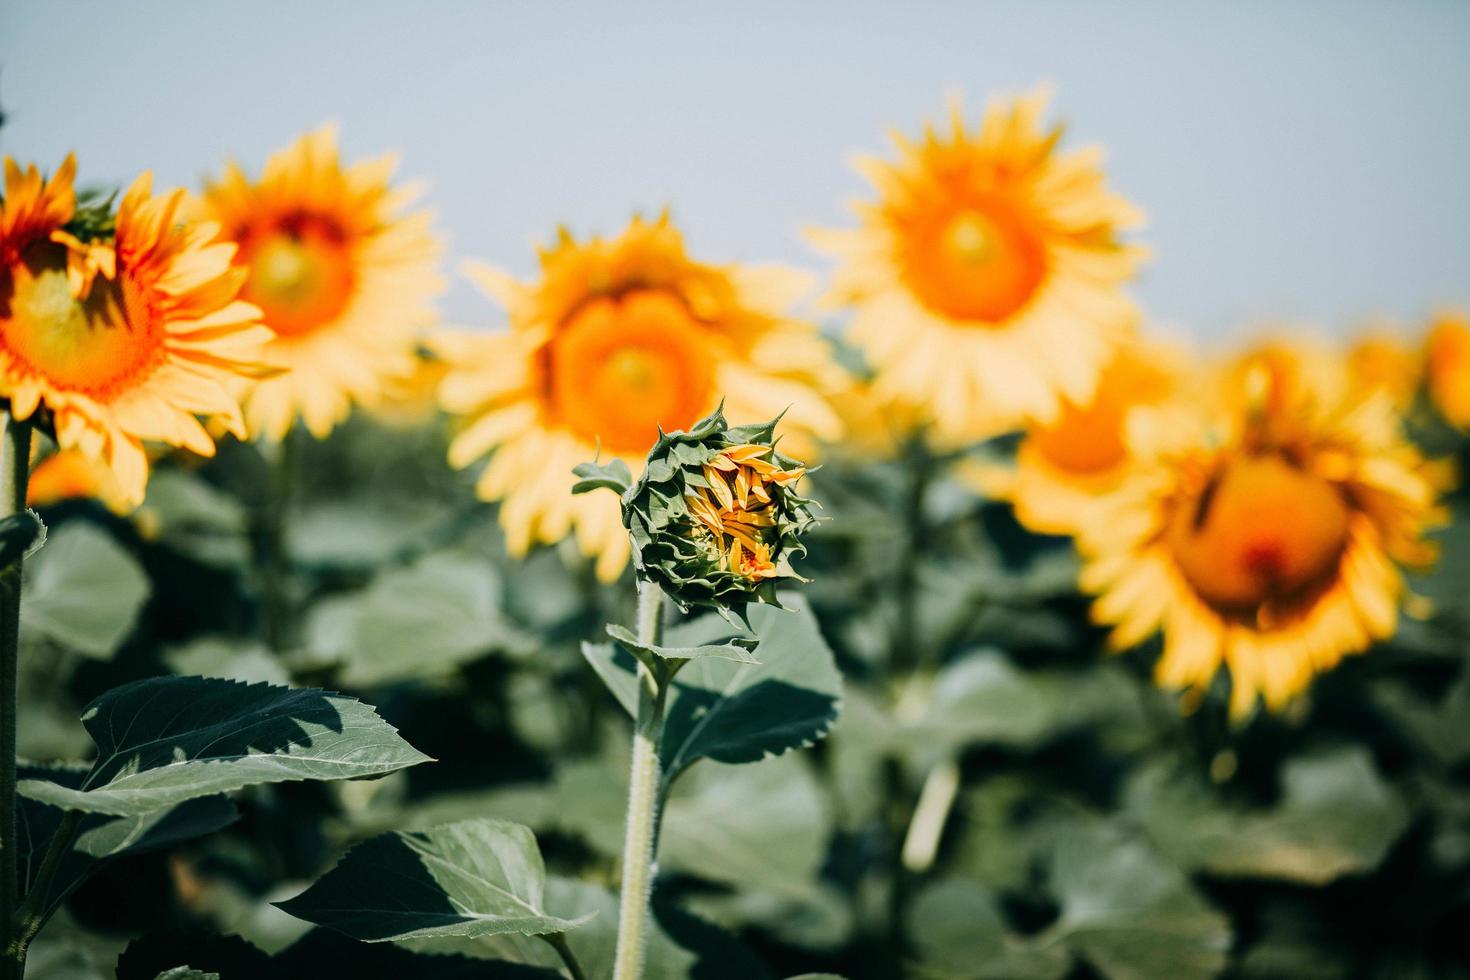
[
  {"x1": 17, "y1": 761, "x2": 238, "y2": 920},
  {"x1": 305, "y1": 552, "x2": 525, "y2": 686},
  {"x1": 17, "y1": 676, "x2": 430, "y2": 816},
  {"x1": 583, "y1": 594, "x2": 842, "y2": 791},
  {"x1": 1048, "y1": 826, "x2": 1231, "y2": 980},
  {"x1": 23, "y1": 521, "x2": 149, "y2": 659},
  {"x1": 892, "y1": 653, "x2": 1154, "y2": 768},
  {"x1": 137, "y1": 469, "x2": 249, "y2": 570},
  {"x1": 275, "y1": 819, "x2": 589, "y2": 941},
  {"x1": 1125, "y1": 748, "x2": 1411, "y2": 885},
  {"x1": 909, "y1": 878, "x2": 1069, "y2": 980},
  {"x1": 661, "y1": 754, "x2": 829, "y2": 894}
]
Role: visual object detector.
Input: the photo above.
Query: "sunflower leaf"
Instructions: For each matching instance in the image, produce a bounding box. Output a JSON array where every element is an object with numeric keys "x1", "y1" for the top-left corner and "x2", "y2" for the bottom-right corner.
[
  {"x1": 571, "y1": 457, "x2": 633, "y2": 497},
  {"x1": 275, "y1": 818, "x2": 591, "y2": 941},
  {"x1": 17, "y1": 676, "x2": 431, "y2": 816},
  {"x1": 0, "y1": 509, "x2": 45, "y2": 570},
  {"x1": 605, "y1": 623, "x2": 760, "y2": 665},
  {"x1": 583, "y1": 594, "x2": 841, "y2": 793},
  {"x1": 22, "y1": 521, "x2": 148, "y2": 659}
]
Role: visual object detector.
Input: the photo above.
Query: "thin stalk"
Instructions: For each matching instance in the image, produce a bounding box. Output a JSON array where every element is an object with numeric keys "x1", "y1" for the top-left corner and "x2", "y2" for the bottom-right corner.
[
  {"x1": 539, "y1": 931, "x2": 590, "y2": 980},
  {"x1": 8, "y1": 809, "x2": 82, "y2": 962},
  {"x1": 261, "y1": 425, "x2": 299, "y2": 652},
  {"x1": 900, "y1": 757, "x2": 960, "y2": 873},
  {"x1": 612, "y1": 581, "x2": 666, "y2": 980},
  {"x1": 0, "y1": 412, "x2": 32, "y2": 980},
  {"x1": 891, "y1": 439, "x2": 932, "y2": 674}
]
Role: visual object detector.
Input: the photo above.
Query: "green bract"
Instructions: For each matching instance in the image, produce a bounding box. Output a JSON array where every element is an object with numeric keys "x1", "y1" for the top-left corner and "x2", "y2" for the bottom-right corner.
[{"x1": 573, "y1": 407, "x2": 817, "y2": 617}]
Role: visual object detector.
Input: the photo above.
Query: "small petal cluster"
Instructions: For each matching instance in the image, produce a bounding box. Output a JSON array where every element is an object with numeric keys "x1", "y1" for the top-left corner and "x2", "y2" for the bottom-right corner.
[{"x1": 613, "y1": 408, "x2": 816, "y2": 615}]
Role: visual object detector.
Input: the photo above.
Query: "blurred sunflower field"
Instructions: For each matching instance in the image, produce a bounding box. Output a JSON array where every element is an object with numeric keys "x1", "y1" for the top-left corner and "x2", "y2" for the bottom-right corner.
[{"x1": 2, "y1": 9, "x2": 1470, "y2": 980}]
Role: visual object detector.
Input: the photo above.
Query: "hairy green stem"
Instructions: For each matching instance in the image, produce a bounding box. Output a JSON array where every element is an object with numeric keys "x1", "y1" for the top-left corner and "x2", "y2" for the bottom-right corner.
[
  {"x1": 612, "y1": 581, "x2": 666, "y2": 980},
  {"x1": 540, "y1": 931, "x2": 590, "y2": 980},
  {"x1": 0, "y1": 413, "x2": 32, "y2": 980}
]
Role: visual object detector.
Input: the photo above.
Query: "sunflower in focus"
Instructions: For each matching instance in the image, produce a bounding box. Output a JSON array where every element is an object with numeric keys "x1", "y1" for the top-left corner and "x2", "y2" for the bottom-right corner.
[
  {"x1": 977, "y1": 335, "x2": 1184, "y2": 536},
  {"x1": 0, "y1": 157, "x2": 270, "y2": 505},
  {"x1": 1426, "y1": 310, "x2": 1470, "y2": 428},
  {"x1": 197, "y1": 127, "x2": 443, "y2": 440},
  {"x1": 435, "y1": 214, "x2": 842, "y2": 582},
  {"x1": 810, "y1": 89, "x2": 1145, "y2": 444},
  {"x1": 1080, "y1": 346, "x2": 1445, "y2": 718}
]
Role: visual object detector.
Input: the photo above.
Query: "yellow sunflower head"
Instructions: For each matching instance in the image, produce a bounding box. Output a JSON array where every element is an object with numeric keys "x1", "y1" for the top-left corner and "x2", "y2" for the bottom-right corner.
[
  {"x1": 197, "y1": 126, "x2": 444, "y2": 440},
  {"x1": 434, "y1": 213, "x2": 842, "y2": 582},
  {"x1": 0, "y1": 157, "x2": 270, "y2": 506},
  {"x1": 1425, "y1": 309, "x2": 1470, "y2": 428},
  {"x1": 810, "y1": 88, "x2": 1146, "y2": 444},
  {"x1": 975, "y1": 334, "x2": 1185, "y2": 536},
  {"x1": 1079, "y1": 343, "x2": 1446, "y2": 719}
]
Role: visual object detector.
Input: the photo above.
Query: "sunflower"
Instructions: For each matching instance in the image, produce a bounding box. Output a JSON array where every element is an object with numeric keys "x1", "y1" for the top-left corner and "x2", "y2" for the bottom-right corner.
[
  {"x1": 197, "y1": 126, "x2": 443, "y2": 440},
  {"x1": 1079, "y1": 347, "x2": 1444, "y2": 718},
  {"x1": 0, "y1": 157, "x2": 270, "y2": 506},
  {"x1": 1347, "y1": 328, "x2": 1420, "y2": 407},
  {"x1": 435, "y1": 214, "x2": 843, "y2": 582},
  {"x1": 1426, "y1": 310, "x2": 1470, "y2": 428},
  {"x1": 976, "y1": 335, "x2": 1184, "y2": 536},
  {"x1": 809, "y1": 89, "x2": 1145, "y2": 444}
]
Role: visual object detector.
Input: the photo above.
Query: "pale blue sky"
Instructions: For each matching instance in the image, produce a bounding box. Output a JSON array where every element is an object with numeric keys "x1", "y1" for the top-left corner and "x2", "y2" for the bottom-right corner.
[{"x1": 3, "y1": 1, "x2": 1467, "y2": 339}]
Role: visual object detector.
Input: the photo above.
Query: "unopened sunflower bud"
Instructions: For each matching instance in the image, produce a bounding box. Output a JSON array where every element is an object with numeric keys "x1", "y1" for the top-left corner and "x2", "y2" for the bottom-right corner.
[{"x1": 584, "y1": 407, "x2": 816, "y2": 616}]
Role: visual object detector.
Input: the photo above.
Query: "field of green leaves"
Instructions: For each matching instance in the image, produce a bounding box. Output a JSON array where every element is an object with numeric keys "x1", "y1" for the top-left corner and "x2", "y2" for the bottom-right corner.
[{"x1": 9, "y1": 400, "x2": 1468, "y2": 980}]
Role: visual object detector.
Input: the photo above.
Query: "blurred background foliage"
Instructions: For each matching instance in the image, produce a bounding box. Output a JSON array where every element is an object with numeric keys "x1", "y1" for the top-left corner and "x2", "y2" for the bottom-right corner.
[{"x1": 16, "y1": 379, "x2": 1470, "y2": 979}]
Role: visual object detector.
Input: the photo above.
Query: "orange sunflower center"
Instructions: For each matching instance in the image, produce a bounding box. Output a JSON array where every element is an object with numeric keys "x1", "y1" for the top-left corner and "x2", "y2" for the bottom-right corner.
[
  {"x1": 898, "y1": 197, "x2": 1047, "y2": 324},
  {"x1": 0, "y1": 241, "x2": 166, "y2": 398},
  {"x1": 548, "y1": 288, "x2": 716, "y2": 455},
  {"x1": 1167, "y1": 453, "x2": 1351, "y2": 612},
  {"x1": 236, "y1": 214, "x2": 355, "y2": 337}
]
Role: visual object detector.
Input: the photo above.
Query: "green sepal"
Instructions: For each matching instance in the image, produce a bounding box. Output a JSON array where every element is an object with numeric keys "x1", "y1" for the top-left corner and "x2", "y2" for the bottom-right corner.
[
  {"x1": 61, "y1": 187, "x2": 118, "y2": 243},
  {"x1": 570, "y1": 457, "x2": 633, "y2": 497}
]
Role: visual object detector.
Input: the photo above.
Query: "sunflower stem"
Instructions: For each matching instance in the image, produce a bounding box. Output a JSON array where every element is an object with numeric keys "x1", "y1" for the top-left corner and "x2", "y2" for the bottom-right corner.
[
  {"x1": 540, "y1": 931, "x2": 590, "y2": 980},
  {"x1": 612, "y1": 580, "x2": 666, "y2": 980},
  {"x1": 261, "y1": 424, "x2": 299, "y2": 652},
  {"x1": 900, "y1": 757, "x2": 960, "y2": 873},
  {"x1": 892, "y1": 437, "x2": 933, "y2": 674},
  {"x1": 8, "y1": 808, "x2": 82, "y2": 967},
  {"x1": 0, "y1": 412, "x2": 32, "y2": 980}
]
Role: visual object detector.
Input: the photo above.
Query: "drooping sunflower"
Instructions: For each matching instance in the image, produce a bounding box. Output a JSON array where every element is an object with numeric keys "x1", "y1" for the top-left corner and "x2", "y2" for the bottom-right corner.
[
  {"x1": 972, "y1": 334, "x2": 1184, "y2": 537},
  {"x1": 1079, "y1": 347, "x2": 1444, "y2": 718},
  {"x1": 0, "y1": 157, "x2": 270, "y2": 505},
  {"x1": 809, "y1": 89, "x2": 1146, "y2": 444},
  {"x1": 1425, "y1": 310, "x2": 1470, "y2": 428},
  {"x1": 434, "y1": 214, "x2": 843, "y2": 582},
  {"x1": 197, "y1": 126, "x2": 443, "y2": 440}
]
